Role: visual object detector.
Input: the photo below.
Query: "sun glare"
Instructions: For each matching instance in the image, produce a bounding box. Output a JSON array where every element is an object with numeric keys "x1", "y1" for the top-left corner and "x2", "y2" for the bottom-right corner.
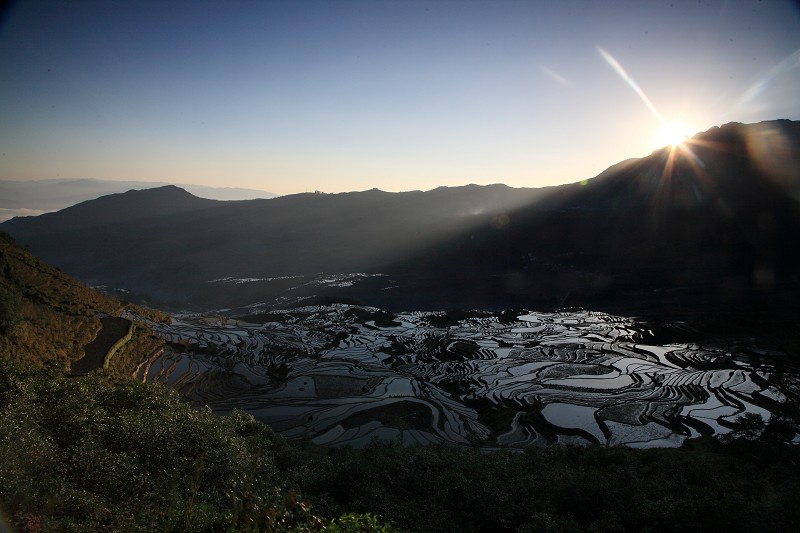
[{"x1": 655, "y1": 121, "x2": 693, "y2": 149}]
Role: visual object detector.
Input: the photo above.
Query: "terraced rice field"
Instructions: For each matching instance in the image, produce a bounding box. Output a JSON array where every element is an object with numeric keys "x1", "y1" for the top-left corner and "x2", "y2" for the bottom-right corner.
[{"x1": 128, "y1": 305, "x2": 794, "y2": 448}]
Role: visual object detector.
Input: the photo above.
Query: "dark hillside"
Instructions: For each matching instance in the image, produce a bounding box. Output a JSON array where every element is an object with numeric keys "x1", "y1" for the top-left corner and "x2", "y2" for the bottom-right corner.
[
  {"x1": 1, "y1": 184, "x2": 222, "y2": 233},
  {"x1": 0, "y1": 178, "x2": 275, "y2": 221},
  {"x1": 0, "y1": 186, "x2": 227, "y2": 299},
  {"x1": 378, "y1": 120, "x2": 800, "y2": 318},
  {"x1": 1, "y1": 182, "x2": 552, "y2": 305}
]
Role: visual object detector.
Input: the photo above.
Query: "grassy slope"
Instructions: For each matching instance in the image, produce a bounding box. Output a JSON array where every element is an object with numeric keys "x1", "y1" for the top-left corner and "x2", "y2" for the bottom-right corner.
[
  {"x1": 0, "y1": 232, "x2": 119, "y2": 367},
  {"x1": 0, "y1": 232, "x2": 169, "y2": 381}
]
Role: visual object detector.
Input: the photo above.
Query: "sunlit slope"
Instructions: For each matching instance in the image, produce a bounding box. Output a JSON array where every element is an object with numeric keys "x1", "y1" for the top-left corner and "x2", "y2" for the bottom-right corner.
[
  {"x1": 0, "y1": 232, "x2": 166, "y2": 376},
  {"x1": 0, "y1": 231, "x2": 120, "y2": 367}
]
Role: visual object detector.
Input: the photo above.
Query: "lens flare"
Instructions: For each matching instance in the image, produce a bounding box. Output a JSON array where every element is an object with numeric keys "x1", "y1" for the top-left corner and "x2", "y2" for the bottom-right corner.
[
  {"x1": 597, "y1": 46, "x2": 665, "y2": 124},
  {"x1": 597, "y1": 46, "x2": 707, "y2": 180}
]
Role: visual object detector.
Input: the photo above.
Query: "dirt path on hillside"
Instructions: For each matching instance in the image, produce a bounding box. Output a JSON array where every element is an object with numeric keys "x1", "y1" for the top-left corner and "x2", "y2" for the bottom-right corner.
[{"x1": 71, "y1": 316, "x2": 132, "y2": 376}]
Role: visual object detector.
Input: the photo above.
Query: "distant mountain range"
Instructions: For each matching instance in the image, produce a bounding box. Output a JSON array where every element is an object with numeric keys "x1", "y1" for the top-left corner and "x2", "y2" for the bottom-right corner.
[
  {"x1": 0, "y1": 178, "x2": 276, "y2": 221},
  {"x1": 3, "y1": 120, "x2": 799, "y2": 319}
]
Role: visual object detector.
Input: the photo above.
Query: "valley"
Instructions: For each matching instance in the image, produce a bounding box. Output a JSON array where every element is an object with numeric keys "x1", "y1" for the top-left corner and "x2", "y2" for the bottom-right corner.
[{"x1": 4, "y1": 120, "x2": 798, "y2": 455}]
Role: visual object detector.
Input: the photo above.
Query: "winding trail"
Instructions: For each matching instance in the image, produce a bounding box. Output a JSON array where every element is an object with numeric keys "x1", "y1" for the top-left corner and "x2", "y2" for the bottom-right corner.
[{"x1": 71, "y1": 316, "x2": 132, "y2": 376}]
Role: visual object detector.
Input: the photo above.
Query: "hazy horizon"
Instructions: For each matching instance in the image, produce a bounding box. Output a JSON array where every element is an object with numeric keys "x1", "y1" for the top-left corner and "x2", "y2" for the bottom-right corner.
[{"x1": 2, "y1": 1, "x2": 799, "y2": 195}]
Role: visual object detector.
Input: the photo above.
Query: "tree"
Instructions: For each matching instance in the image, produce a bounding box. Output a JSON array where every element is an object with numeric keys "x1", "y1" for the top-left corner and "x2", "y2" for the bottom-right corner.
[{"x1": 722, "y1": 412, "x2": 766, "y2": 442}]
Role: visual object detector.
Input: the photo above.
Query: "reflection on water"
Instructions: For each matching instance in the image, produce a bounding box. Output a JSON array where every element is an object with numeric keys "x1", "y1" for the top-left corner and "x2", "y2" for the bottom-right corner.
[{"x1": 128, "y1": 305, "x2": 796, "y2": 448}]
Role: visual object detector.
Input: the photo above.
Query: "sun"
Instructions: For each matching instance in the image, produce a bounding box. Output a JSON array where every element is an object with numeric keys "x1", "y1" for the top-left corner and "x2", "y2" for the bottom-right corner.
[
  {"x1": 653, "y1": 120, "x2": 704, "y2": 180},
  {"x1": 654, "y1": 121, "x2": 693, "y2": 149}
]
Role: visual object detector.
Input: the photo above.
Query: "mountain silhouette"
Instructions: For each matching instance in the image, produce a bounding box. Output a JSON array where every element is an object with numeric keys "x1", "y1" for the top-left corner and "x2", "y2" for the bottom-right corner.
[
  {"x1": 378, "y1": 121, "x2": 800, "y2": 315},
  {"x1": 3, "y1": 120, "x2": 799, "y2": 319},
  {"x1": 0, "y1": 178, "x2": 275, "y2": 221}
]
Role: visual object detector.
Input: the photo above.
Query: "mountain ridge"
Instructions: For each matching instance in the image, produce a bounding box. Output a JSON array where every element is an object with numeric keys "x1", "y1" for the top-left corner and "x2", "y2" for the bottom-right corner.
[
  {"x1": 0, "y1": 178, "x2": 277, "y2": 222},
  {"x1": 377, "y1": 120, "x2": 800, "y2": 313},
  {"x1": 3, "y1": 120, "x2": 799, "y2": 317}
]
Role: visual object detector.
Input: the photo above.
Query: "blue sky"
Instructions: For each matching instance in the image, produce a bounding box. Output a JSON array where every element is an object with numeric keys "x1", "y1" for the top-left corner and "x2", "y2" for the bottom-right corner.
[{"x1": 1, "y1": 0, "x2": 799, "y2": 195}]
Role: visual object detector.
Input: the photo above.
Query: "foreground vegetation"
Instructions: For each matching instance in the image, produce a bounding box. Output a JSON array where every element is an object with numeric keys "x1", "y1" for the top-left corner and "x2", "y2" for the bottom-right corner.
[
  {"x1": 2, "y1": 361, "x2": 800, "y2": 532},
  {"x1": 298, "y1": 439, "x2": 800, "y2": 532},
  {"x1": 0, "y1": 360, "x2": 394, "y2": 532}
]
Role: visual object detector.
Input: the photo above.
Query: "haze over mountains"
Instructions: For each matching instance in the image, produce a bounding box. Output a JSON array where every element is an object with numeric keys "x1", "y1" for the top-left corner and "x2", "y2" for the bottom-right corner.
[
  {"x1": 3, "y1": 120, "x2": 799, "y2": 317},
  {"x1": 0, "y1": 178, "x2": 276, "y2": 222}
]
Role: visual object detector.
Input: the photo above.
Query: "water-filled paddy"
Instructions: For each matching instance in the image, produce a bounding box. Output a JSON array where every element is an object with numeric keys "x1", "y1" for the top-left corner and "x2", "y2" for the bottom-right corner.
[{"x1": 129, "y1": 305, "x2": 795, "y2": 448}]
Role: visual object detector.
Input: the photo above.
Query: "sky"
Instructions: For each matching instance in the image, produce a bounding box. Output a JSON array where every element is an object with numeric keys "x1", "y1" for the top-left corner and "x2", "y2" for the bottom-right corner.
[{"x1": 1, "y1": 0, "x2": 799, "y2": 196}]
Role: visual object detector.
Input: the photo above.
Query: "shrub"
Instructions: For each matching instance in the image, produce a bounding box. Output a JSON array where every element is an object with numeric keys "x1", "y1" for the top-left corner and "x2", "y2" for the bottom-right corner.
[{"x1": 0, "y1": 360, "x2": 306, "y2": 531}]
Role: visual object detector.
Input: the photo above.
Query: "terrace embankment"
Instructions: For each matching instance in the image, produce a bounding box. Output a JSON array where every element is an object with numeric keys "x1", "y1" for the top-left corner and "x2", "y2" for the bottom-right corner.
[
  {"x1": 133, "y1": 305, "x2": 799, "y2": 448},
  {"x1": 71, "y1": 316, "x2": 132, "y2": 376}
]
